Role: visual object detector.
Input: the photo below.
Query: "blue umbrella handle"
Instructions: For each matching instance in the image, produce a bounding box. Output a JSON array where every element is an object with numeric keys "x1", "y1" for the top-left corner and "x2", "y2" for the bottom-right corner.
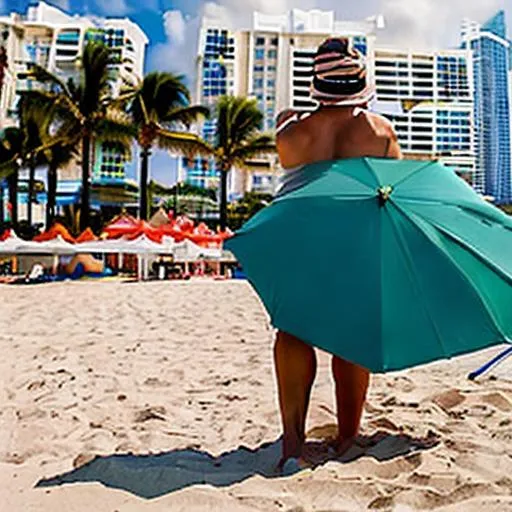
[{"x1": 468, "y1": 345, "x2": 512, "y2": 380}]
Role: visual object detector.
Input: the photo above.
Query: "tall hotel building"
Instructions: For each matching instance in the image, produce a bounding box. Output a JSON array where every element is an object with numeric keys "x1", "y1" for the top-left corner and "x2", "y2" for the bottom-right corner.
[
  {"x1": 373, "y1": 48, "x2": 475, "y2": 182},
  {"x1": 461, "y1": 11, "x2": 512, "y2": 204},
  {"x1": 188, "y1": 9, "x2": 382, "y2": 196},
  {"x1": 0, "y1": 1, "x2": 148, "y2": 184}
]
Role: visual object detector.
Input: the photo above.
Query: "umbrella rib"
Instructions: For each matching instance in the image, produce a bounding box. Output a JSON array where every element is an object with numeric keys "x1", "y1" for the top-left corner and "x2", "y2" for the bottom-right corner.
[
  {"x1": 408, "y1": 207, "x2": 512, "y2": 287},
  {"x1": 385, "y1": 203, "x2": 449, "y2": 360},
  {"x1": 389, "y1": 160, "x2": 434, "y2": 189},
  {"x1": 395, "y1": 202, "x2": 508, "y2": 342},
  {"x1": 361, "y1": 158, "x2": 382, "y2": 188}
]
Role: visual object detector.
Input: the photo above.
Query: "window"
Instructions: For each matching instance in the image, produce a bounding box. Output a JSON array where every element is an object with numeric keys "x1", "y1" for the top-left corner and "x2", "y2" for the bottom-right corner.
[
  {"x1": 253, "y1": 78, "x2": 264, "y2": 89},
  {"x1": 271, "y1": 37, "x2": 278, "y2": 46},
  {"x1": 268, "y1": 49, "x2": 277, "y2": 59},
  {"x1": 254, "y1": 48, "x2": 265, "y2": 60},
  {"x1": 267, "y1": 79, "x2": 275, "y2": 88},
  {"x1": 256, "y1": 37, "x2": 265, "y2": 46}
]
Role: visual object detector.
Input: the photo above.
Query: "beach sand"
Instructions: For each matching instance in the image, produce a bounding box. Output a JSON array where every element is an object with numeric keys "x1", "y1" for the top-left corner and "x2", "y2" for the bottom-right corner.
[{"x1": 0, "y1": 280, "x2": 511, "y2": 511}]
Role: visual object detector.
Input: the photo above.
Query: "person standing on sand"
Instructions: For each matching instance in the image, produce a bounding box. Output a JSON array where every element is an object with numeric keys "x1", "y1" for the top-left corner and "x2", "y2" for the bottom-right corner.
[{"x1": 274, "y1": 37, "x2": 402, "y2": 468}]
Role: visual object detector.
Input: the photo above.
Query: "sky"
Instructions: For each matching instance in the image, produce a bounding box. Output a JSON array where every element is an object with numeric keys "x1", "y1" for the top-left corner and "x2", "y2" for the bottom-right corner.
[{"x1": 2, "y1": 0, "x2": 512, "y2": 184}]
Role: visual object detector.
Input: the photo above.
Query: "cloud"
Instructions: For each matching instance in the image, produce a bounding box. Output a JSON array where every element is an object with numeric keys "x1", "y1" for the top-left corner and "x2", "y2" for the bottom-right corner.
[
  {"x1": 148, "y1": 0, "x2": 512, "y2": 85},
  {"x1": 148, "y1": 0, "x2": 314, "y2": 84},
  {"x1": 93, "y1": 0, "x2": 130, "y2": 16},
  {"x1": 149, "y1": 10, "x2": 201, "y2": 81},
  {"x1": 377, "y1": 0, "x2": 508, "y2": 49}
]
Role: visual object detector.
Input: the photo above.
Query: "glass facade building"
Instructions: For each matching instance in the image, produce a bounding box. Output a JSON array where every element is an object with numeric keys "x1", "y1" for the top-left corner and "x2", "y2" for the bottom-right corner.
[
  {"x1": 184, "y1": 27, "x2": 236, "y2": 189},
  {"x1": 374, "y1": 49, "x2": 475, "y2": 181},
  {"x1": 462, "y1": 11, "x2": 512, "y2": 202}
]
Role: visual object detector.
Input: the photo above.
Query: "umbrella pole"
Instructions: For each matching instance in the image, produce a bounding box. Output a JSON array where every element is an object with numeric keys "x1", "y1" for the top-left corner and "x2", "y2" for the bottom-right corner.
[
  {"x1": 468, "y1": 345, "x2": 512, "y2": 380},
  {"x1": 52, "y1": 255, "x2": 58, "y2": 275},
  {"x1": 118, "y1": 253, "x2": 123, "y2": 271}
]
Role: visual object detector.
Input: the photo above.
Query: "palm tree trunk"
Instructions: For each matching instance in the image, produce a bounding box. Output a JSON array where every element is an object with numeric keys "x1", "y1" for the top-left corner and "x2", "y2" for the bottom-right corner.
[
  {"x1": 139, "y1": 147, "x2": 150, "y2": 220},
  {"x1": 0, "y1": 181, "x2": 4, "y2": 230},
  {"x1": 220, "y1": 168, "x2": 228, "y2": 231},
  {"x1": 46, "y1": 163, "x2": 57, "y2": 229},
  {"x1": 7, "y1": 169, "x2": 18, "y2": 229},
  {"x1": 80, "y1": 135, "x2": 91, "y2": 231},
  {"x1": 27, "y1": 157, "x2": 35, "y2": 226}
]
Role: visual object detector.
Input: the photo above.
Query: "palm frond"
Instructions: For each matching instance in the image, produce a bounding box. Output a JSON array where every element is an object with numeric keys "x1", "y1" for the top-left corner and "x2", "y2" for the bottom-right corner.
[
  {"x1": 95, "y1": 110, "x2": 136, "y2": 153},
  {"x1": 80, "y1": 41, "x2": 115, "y2": 116},
  {"x1": 18, "y1": 63, "x2": 71, "y2": 95},
  {"x1": 0, "y1": 157, "x2": 18, "y2": 180},
  {"x1": 156, "y1": 128, "x2": 213, "y2": 157},
  {"x1": 230, "y1": 134, "x2": 276, "y2": 169},
  {"x1": 129, "y1": 72, "x2": 191, "y2": 125},
  {"x1": 161, "y1": 105, "x2": 210, "y2": 127}
]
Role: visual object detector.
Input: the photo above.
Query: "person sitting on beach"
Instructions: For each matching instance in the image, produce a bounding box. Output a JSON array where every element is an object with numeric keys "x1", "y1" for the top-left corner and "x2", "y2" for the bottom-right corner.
[{"x1": 274, "y1": 37, "x2": 402, "y2": 468}]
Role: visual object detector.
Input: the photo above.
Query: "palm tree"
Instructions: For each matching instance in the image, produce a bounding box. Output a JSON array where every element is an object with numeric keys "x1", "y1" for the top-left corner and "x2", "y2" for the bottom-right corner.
[
  {"x1": 210, "y1": 95, "x2": 276, "y2": 230},
  {"x1": 20, "y1": 41, "x2": 133, "y2": 230},
  {"x1": 120, "y1": 72, "x2": 210, "y2": 220},
  {"x1": 18, "y1": 95, "x2": 48, "y2": 227},
  {"x1": 0, "y1": 127, "x2": 23, "y2": 229}
]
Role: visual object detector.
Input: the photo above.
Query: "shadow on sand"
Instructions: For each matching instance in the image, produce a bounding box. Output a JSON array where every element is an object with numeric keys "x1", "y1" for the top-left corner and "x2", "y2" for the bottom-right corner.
[{"x1": 36, "y1": 431, "x2": 439, "y2": 499}]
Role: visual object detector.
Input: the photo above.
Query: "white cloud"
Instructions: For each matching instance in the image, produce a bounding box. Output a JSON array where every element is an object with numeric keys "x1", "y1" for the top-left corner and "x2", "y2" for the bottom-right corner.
[
  {"x1": 93, "y1": 0, "x2": 130, "y2": 16},
  {"x1": 148, "y1": 0, "x2": 512, "y2": 83},
  {"x1": 164, "y1": 10, "x2": 187, "y2": 46},
  {"x1": 148, "y1": 0, "x2": 314, "y2": 81},
  {"x1": 377, "y1": 0, "x2": 508, "y2": 49}
]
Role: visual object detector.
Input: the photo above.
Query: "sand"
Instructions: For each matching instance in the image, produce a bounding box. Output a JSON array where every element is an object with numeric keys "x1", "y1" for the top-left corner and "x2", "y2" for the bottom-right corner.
[{"x1": 0, "y1": 280, "x2": 511, "y2": 511}]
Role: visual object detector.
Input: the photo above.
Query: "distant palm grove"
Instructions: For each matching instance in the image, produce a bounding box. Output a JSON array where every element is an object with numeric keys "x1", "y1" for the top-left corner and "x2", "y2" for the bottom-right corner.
[{"x1": 0, "y1": 41, "x2": 275, "y2": 235}]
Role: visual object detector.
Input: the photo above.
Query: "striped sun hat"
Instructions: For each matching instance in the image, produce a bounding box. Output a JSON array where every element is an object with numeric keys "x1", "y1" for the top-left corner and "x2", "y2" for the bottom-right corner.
[{"x1": 311, "y1": 38, "x2": 375, "y2": 106}]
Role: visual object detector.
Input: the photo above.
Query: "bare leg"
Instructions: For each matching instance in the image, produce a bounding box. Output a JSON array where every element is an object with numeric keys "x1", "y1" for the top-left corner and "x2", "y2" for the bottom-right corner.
[
  {"x1": 274, "y1": 330, "x2": 317, "y2": 464},
  {"x1": 332, "y1": 356, "x2": 370, "y2": 453}
]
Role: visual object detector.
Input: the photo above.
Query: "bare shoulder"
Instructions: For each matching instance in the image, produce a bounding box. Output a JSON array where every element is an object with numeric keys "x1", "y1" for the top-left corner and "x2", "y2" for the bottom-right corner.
[{"x1": 360, "y1": 111, "x2": 397, "y2": 140}]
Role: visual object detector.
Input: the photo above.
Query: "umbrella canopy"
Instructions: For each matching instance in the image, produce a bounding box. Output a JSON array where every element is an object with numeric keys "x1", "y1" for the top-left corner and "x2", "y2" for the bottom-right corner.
[
  {"x1": 121, "y1": 234, "x2": 170, "y2": 255},
  {"x1": 173, "y1": 239, "x2": 221, "y2": 261},
  {"x1": 102, "y1": 213, "x2": 140, "y2": 239},
  {"x1": 226, "y1": 158, "x2": 512, "y2": 373},
  {"x1": 0, "y1": 229, "x2": 12, "y2": 242},
  {"x1": 76, "y1": 228, "x2": 98, "y2": 243},
  {"x1": 34, "y1": 223, "x2": 75, "y2": 243},
  {"x1": 76, "y1": 238, "x2": 133, "y2": 254},
  {"x1": 36, "y1": 235, "x2": 76, "y2": 255},
  {"x1": 0, "y1": 231, "x2": 24, "y2": 254}
]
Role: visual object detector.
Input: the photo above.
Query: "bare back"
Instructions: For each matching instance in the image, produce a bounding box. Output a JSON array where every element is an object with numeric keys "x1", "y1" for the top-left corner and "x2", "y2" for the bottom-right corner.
[{"x1": 277, "y1": 107, "x2": 402, "y2": 169}]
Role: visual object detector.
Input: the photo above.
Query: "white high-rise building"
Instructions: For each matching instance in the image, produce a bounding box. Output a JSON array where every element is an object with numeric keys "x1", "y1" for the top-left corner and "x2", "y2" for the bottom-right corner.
[
  {"x1": 188, "y1": 9, "x2": 383, "y2": 196},
  {"x1": 374, "y1": 48, "x2": 475, "y2": 182},
  {"x1": 0, "y1": 1, "x2": 148, "y2": 183}
]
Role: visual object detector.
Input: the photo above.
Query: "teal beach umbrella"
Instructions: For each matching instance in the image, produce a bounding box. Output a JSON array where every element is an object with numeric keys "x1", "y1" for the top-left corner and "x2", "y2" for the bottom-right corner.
[{"x1": 225, "y1": 158, "x2": 512, "y2": 373}]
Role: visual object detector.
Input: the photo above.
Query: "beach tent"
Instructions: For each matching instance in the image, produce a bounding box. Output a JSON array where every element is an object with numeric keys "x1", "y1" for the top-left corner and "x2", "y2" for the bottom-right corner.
[
  {"x1": 102, "y1": 213, "x2": 140, "y2": 239},
  {"x1": 173, "y1": 239, "x2": 221, "y2": 261},
  {"x1": 76, "y1": 228, "x2": 98, "y2": 243},
  {"x1": 124, "y1": 222, "x2": 163, "y2": 243},
  {"x1": 0, "y1": 231, "x2": 25, "y2": 254},
  {"x1": 0, "y1": 229, "x2": 12, "y2": 242},
  {"x1": 33, "y1": 223, "x2": 75, "y2": 243},
  {"x1": 148, "y1": 208, "x2": 170, "y2": 228},
  {"x1": 37, "y1": 235, "x2": 76, "y2": 255}
]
